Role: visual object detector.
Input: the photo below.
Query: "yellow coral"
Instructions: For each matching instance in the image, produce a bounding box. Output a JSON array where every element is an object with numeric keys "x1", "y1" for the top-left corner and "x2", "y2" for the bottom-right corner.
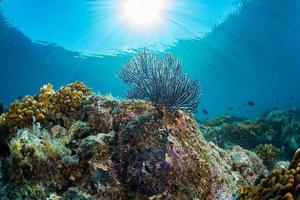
[
  {"x1": 2, "y1": 82, "x2": 91, "y2": 130},
  {"x1": 38, "y1": 83, "x2": 55, "y2": 107},
  {"x1": 3, "y1": 96, "x2": 47, "y2": 128},
  {"x1": 50, "y1": 82, "x2": 91, "y2": 114}
]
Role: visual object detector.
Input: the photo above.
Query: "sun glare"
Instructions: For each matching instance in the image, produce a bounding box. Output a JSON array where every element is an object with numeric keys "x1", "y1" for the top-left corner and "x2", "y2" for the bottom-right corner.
[{"x1": 122, "y1": 0, "x2": 165, "y2": 25}]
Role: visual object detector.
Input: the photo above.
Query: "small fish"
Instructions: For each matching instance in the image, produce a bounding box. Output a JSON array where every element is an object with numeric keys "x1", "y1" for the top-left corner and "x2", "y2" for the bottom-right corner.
[
  {"x1": 18, "y1": 96, "x2": 23, "y2": 100},
  {"x1": 248, "y1": 101, "x2": 255, "y2": 106},
  {"x1": 290, "y1": 96, "x2": 294, "y2": 100},
  {"x1": 202, "y1": 109, "x2": 208, "y2": 115},
  {"x1": 228, "y1": 107, "x2": 233, "y2": 110}
]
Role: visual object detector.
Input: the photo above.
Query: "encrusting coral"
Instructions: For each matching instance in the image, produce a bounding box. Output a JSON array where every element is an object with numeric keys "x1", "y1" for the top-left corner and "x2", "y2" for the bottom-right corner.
[
  {"x1": 0, "y1": 82, "x2": 267, "y2": 200},
  {"x1": 240, "y1": 148, "x2": 300, "y2": 200},
  {"x1": 9, "y1": 124, "x2": 71, "y2": 187}
]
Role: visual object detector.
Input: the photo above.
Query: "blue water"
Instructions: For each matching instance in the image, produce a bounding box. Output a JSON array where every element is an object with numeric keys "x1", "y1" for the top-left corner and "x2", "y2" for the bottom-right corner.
[
  {"x1": 0, "y1": 0, "x2": 238, "y2": 55},
  {"x1": 0, "y1": 0, "x2": 299, "y2": 119}
]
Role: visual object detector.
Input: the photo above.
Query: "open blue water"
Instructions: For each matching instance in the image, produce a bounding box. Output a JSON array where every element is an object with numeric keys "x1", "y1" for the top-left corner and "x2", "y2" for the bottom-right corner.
[{"x1": 0, "y1": 0, "x2": 299, "y2": 119}]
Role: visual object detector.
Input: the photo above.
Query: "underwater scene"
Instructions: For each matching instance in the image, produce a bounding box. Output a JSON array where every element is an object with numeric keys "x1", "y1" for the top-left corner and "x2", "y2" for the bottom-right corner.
[{"x1": 0, "y1": 0, "x2": 300, "y2": 199}]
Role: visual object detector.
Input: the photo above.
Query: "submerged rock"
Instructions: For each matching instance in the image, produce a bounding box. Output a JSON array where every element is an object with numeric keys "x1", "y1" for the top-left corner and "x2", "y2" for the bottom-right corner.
[
  {"x1": 201, "y1": 109, "x2": 300, "y2": 162},
  {"x1": 0, "y1": 82, "x2": 267, "y2": 199},
  {"x1": 205, "y1": 143, "x2": 268, "y2": 199}
]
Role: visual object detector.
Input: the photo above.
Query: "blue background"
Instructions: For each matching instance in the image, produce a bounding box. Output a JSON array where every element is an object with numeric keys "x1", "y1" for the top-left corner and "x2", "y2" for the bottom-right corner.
[{"x1": 0, "y1": 0, "x2": 299, "y2": 119}]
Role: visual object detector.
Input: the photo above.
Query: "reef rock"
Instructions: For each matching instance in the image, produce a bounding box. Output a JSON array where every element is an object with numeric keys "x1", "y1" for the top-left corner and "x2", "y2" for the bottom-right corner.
[
  {"x1": 211, "y1": 144, "x2": 267, "y2": 181},
  {"x1": 201, "y1": 109, "x2": 300, "y2": 162},
  {"x1": 199, "y1": 115, "x2": 264, "y2": 150},
  {"x1": 0, "y1": 82, "x2": 267, "y2": 199}
]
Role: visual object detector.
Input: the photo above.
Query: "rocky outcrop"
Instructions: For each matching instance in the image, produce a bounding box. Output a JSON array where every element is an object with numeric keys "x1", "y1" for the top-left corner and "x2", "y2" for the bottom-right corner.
[{"x1": 0, "y1": 82, "x2": 267, "y2": 199}]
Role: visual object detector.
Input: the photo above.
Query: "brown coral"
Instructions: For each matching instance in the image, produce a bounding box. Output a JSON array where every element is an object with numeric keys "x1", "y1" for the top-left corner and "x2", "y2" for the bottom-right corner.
[
  {"x1": 3, "y1": 96, "x2": 47, "y2": 129},
  {"x1": 240, "y1": 148, "x2": 300, "y2": 200},
  {"x1": 1, "y1": 82, "x2": 91, "y2": 131},
  {"x1": 38, "y1": 83, "x2": 55, "y2": 107},
  {"x1": 49, "y1": 82, "x2": 91, "y2": 114},
  {"x1": 255, "y1": 144, "x2": 280, "y2": 167}
]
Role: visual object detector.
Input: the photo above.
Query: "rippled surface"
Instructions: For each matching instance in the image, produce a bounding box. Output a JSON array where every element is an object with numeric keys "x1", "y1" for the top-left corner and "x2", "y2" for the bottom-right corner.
[{"x1": 0, "y1": 0, "x2": 239, "y2": 55}]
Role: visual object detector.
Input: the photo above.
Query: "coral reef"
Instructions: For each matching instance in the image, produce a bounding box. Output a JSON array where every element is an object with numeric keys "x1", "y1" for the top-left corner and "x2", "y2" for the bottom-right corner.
[
  {"x1": 0, "y1": 82, "x2": 267, "y2": 200},
  {"x1": 9, "y1": 124, "x2": 72, "y2": 194},
  {"x1": 0, "y1": 82, "x2": 91, "y2": 132},
  {"x1": 48, "y1": 82, "x2": 92, "y2": 114},
  {"x1": 240, "y1": 148, "x2": 300, "y2": 200},
  {"x1": 273, "y1": 161, "x2": 291, "y2": 170},
  {"x1": 201, "y1": 109, "x2": 300, "y2": 161},
  {"x1": 255, "y1": 144, "x2": 280, "y2": 167},
  {"x1": 207, "y1": 143, "x2": 268, "y2": 188},
  {"x1": 0, "y1": 113, "x2": 6, "y2": 126},
  {"x1": 119, "y1": 49, "x2": 200, "y2": 112},
  {"x1": 3, "y1": 96, "x2": 47, "y2": 128}
]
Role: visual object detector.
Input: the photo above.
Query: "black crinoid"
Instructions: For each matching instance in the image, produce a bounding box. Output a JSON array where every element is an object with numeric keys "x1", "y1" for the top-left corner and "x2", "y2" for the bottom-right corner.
[{"x1": 119, "y1": 49, "x2": 201, "y2": 112}]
